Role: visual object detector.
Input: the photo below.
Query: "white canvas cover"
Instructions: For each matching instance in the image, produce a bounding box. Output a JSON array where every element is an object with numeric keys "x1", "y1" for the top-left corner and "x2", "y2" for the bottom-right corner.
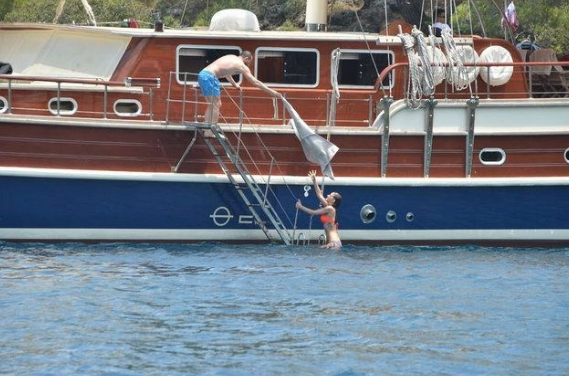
[{"x1": 0, "y1": 28, "x2": 131, "y2": 80}]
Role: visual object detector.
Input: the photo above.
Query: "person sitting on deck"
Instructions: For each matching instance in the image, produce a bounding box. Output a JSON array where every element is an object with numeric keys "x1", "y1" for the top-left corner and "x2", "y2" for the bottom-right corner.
[
  {"x1": 197, "y1": 50, "x2": 282, "y2": 124},
  {"x1": 433, "y1": 10, "x2": 451, "y2": 37},
  {"x1": 296, "y1": 170, "x2": 343, "y2": 250}
]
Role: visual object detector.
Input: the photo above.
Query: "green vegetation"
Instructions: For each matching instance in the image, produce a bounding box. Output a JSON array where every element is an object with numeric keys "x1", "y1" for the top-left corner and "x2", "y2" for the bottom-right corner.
[
  {"x1": 0, "y1": 0, "x2": 567, "y2": 54},
  {"x1": 454, "y1": 0, "x2": 569, "y2": 54},
  {"x1": 0, "y1": 0, "x2": 153, "y2": 26}
]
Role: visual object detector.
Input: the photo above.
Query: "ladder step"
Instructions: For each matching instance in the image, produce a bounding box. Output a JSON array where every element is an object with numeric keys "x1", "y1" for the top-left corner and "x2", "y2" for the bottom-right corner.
[{"x1": 203, "y1": 129, "x2": 292, "y2": 245}]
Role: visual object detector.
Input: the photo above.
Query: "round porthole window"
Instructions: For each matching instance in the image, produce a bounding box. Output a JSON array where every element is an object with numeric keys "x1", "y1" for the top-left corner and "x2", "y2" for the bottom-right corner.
[
  {"x1": 360, "y1": 204, "x2": 377, "y2": 224},
  {"x1": 48, "y1": 97, "x2": 78, "y2": 115},
  {"x1": 114, "y1": 99, "x2": 142, "y2": 117},
  {"x1": 386, "y1": 210, "x2": 397, "y2": 223},
  {"x1": 406, "y1": 212, "x2": 415, "y2": 222},
  {"x1": 0, "y1": 96, "x2": 7, "y2": 113},
  {"x1": 564, "y1": 148, "x2": 569, "y2": 164},
  {"x1": 479, "y1": 148, "x2": 506, "y2": 165}
]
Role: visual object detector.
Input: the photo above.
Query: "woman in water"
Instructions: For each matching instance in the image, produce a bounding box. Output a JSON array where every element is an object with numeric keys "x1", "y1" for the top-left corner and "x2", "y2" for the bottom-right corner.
[{"x1": 296, "y1": 170, "x2": 342, "y2": 250}]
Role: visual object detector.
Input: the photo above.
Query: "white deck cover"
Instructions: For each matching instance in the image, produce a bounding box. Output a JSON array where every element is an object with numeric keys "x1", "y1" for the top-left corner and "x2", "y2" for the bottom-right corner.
[{"x1": 0, "y1": 28, "x2": 131, "y2": 80}]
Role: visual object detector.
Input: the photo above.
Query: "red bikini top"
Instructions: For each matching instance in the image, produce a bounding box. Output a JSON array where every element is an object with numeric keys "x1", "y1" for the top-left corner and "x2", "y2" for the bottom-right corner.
[{"x1": 320, "y1": 214, "x2": 334, "y2": 224}]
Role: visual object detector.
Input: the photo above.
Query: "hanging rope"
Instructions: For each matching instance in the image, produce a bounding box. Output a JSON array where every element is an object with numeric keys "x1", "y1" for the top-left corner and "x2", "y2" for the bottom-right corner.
[
  {"x1": 413, "y1": 27, "x2": 435, "y2": 97},
  {"x1": 441, "y1": 29, "x2": 468, "y2": 91},
  {"x1": 398, "y1": 31, "x2": 423, "y2": 109},
  {"x1": 427, "y1": 30, "x2": 447, "y2": 88},
  {"x1": 329, "y1": 48, "x2": 341, "y2": 132}
]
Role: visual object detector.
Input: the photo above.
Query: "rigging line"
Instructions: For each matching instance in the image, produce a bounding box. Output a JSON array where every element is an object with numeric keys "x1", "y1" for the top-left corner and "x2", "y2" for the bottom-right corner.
[
  {"x1": 451, "y1": 0, "x2": 461, "y2": 38},
  {"x1": 489, "y1": 0, "x2": 515, "y2": 44},
  {"x1": 180, "y1": 0, "x2": 189, "y2": 25},
  {"x1": 466, "y1": 0, "x2": 474, "y2": 37},
  {"x1": 383, "y1": 0, "x2": 392, "y2": 97},
  {"x1": 419, "y1": 0, "x2": 426, "y2": 31},
  {"x1": 353, "y1": 8, "x2": 388, "y2": 98},
  {"x1": 468, "y1": 0, "x2": 486, "y2": 38},
  {"x1": 353, "y1": 10, "x2": 379, "y2": 80},
  {"x1": 219, "y1": 86, "x2": 302, "y2": 223}
]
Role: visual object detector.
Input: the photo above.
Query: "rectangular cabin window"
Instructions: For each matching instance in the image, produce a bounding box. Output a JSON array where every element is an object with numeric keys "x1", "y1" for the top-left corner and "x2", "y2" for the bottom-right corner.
[
  {"x1": 255, "y1": 48, "x2": 319, "y2": 87},
  {"x1": 335, "y1": 50, "x2": 394, "y2": 89},
  {"x1": 176, "y1": 46, "x2": 241, "y2": 85}
]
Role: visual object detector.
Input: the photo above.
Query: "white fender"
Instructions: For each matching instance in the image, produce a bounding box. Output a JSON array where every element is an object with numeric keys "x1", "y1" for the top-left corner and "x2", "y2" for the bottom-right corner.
[
  {"x1": 452, "y1": 45, "x2": 480, "y2": 88},
  {"x1": 424, "y1": 46, "x2": 447, "y2": 85},
  {"x1": 479, "y1": 45, "x2": 514, "y2": 86}
]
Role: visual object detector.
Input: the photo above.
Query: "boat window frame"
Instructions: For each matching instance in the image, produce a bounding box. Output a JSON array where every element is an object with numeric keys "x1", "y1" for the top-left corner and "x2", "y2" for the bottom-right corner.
[
  {"x1": 479, "y1": 148, "x2": 506, "y2": 165},
  {"x1": 113, "y1": 99, "x2": 142, "y2": 117},
  {"x1": 0, "y1": 96, "x2": 7, "y2": 114},
  {"x1": 48, "y1": 97, "x2": 78, "y2": 116},
  {"x1": 176, "y1": 45, "x2": 243, "y2": 86},
  {"x1": 332, "y1": 48, "x2": 395, "y2": 90},
  {"x1": 564, "y1": 148, "x2": 569, "y2": 164},
  {"x1": 254, "y1": 47, "x2": 320, "y2": 88}
]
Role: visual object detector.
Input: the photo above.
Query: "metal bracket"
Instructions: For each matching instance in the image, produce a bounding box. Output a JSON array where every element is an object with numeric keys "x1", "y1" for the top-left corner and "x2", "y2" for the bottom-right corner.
[
  {"x1": 380, "y1": 96, "x2": 393, "y2": 178},
  {"x1": 424, "y1": 97, "x2": 437, "y2": 177},
  {"x1": 465, "y1": 97, "x2": 479, "y2": 177}
]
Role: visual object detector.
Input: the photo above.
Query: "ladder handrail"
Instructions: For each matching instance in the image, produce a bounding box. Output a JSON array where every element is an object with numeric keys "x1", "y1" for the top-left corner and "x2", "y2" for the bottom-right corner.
[{"x1": 199, "y1": 122, "x2": 293, "y2": 245}]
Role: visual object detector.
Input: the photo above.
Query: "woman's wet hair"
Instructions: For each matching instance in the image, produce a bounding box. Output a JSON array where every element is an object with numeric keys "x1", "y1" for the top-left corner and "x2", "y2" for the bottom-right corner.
[{"x1": 331, "y1": 192, "x2": 342, "y2": 208}]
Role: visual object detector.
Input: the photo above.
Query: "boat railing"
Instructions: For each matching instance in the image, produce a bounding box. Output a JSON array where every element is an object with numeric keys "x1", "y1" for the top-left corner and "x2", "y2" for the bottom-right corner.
[
  {"x1": 166, "y1": 71, "x2": 375, "y2": 127},
  {"x1": 376, "y1": 60, "x2": 569, "y2": 100},
  {"x1": 0, "y1": 74, "x2": 160, "y2": 119}
]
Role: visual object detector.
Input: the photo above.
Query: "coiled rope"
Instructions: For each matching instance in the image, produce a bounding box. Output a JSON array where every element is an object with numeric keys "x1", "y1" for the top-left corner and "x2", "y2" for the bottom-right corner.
[
  {"x1": 412, "y1": 27, "x2": 435, "y2": 97},
  {"x1": 398, "y1": 31, "x2": 422, "y2": 109}
]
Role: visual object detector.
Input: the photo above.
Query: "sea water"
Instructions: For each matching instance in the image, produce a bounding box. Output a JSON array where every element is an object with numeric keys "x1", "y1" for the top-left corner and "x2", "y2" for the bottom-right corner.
[{"x1": 1, "y1": 243, "x2": 568, "y2": 376}]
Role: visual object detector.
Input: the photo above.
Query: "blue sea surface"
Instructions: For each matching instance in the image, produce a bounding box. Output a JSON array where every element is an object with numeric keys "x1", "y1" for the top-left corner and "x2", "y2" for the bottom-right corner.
[{"x1": 1, "y1": 243, "x2": 568, "y2": 376}]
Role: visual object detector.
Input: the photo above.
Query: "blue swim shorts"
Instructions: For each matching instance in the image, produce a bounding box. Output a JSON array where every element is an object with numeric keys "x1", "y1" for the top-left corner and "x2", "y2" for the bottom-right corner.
[{"x1": 198, "y1": 70, "x2": 220, "y2": 97}]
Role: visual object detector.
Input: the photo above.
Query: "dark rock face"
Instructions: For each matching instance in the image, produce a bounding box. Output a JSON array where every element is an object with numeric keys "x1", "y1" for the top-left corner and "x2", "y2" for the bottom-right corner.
[
  {"x1": 328, "y1": 0, "x2": 396, "y2": 33},
  {"x1": 258, "y1": 0, "x2": 422, "y2": 33}
]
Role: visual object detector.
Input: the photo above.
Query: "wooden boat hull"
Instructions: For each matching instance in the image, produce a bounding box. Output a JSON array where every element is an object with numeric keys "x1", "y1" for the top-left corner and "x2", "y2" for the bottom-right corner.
[{"x1": 1, "y1": 20, "x2": 569, "y2": 246}]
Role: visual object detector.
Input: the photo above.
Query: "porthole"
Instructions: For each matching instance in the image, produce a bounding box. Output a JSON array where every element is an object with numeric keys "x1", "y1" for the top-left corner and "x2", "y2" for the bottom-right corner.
[
  {"x1": 114, "y1": 99, "x2": 142, "y2": 117},
  {"x1": 386, "y1": 210, "x2": 397, "y2": 223},
  {"x1": 360, "y1": 204, "x2": 377, "y2": 224},
  {"x1": 479, "y1": 148, "x2": 506, "y2": 165},
  {"x1": 406, "y1": 212, "x2": 414, "y2": 222},
  {"x1": 0, "y1": 96, "x2": 7, "y2": 113},
  {"x1": 564, "y1": 148, "x2": 569, "y2": 164},
  {"x1": 48, "y1": 97, "x2": 77, "y2": 115}
]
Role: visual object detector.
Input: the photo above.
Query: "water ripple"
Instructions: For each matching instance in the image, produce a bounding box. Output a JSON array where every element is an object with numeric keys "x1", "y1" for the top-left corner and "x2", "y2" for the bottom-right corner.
[{"x1": 1, "y1": 243, "x2": 569, "y2": 375}]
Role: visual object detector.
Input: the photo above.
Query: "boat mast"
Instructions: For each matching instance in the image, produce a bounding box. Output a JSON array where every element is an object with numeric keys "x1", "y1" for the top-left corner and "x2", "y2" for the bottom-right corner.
[{"x1": 53, "y1": 0, "x2": 97, "y2": 26}]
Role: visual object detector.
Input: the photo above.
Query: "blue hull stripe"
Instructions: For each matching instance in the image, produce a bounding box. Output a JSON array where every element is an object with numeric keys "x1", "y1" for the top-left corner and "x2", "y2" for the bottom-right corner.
[{"x1": 2, "y1": 168, "x2": 569, "y2": 241}]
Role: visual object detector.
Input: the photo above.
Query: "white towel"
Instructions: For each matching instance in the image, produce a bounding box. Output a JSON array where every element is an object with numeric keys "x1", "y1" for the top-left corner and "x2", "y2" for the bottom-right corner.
[{"x1": 282, "y1": 99, "x2": 339, "y2": 179}]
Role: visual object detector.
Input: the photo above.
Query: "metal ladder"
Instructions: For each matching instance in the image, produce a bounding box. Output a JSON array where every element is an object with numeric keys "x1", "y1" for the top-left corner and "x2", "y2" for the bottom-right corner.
[{"x1": 197, "y1": 122, "x2": 293, "y2": 245}]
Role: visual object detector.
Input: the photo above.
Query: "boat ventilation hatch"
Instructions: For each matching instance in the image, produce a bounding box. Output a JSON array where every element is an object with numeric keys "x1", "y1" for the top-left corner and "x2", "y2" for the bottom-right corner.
[
  {"x1": 0, "y1": 96, "x2": 7, "y2": 113},
  {"x1": 48, "y1": 97, "x2": 77, "y2": 116},
  {"x1": 386, "y1": 210, "x2": 397, "y2": 223},
  {"x1": 114, "y1": 99, "x2": 142, "y2": 117},
  {"x1": 360, "y1": 204, "x2": 376, "y2": 224}
]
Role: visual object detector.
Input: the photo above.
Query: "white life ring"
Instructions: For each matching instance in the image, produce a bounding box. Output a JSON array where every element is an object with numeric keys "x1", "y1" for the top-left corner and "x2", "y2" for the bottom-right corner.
[
  {"x1": 451, "y1": 45, "x2": 480, "y2": 88},
  {"x1": 479, "y1": 45, "x2": 514, "y2": 86}
]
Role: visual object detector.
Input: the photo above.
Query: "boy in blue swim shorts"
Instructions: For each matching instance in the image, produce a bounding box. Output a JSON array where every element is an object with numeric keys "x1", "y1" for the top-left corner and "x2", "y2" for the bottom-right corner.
[{"x1": 198, "y1": 50, "x2": 282, "y2": 124}]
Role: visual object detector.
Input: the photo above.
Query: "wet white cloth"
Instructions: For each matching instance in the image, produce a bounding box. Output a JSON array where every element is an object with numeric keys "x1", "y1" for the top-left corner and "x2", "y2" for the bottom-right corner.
[{"x1": 282, "y1": 99, "x2": 339, "y2": 179}]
